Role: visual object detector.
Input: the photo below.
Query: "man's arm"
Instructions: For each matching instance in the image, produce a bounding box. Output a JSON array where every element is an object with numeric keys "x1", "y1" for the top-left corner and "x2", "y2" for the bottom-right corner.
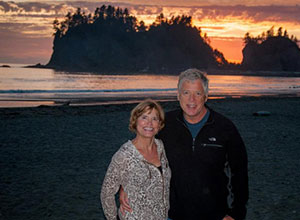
[
  {"x1": 227, "y1": 123, "x2": 249, "y2": 220},
  {"x1": 119, "y1": 186, "x2": 132, "y2": 214}
]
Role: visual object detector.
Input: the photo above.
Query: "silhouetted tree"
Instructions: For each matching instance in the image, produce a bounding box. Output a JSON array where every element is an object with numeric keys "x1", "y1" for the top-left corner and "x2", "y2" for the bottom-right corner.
[
  {"x1": 266, "y1": 26, "x2": 274, "y2": 38},
  {"x1": 242, "y1": 27, "x2": 300, "y2": 71},
  {"x1": 47, "y1": 5, "x2": 226, "y2": 73},
  {"x1": 277, "y1": 27, "x2": 283, "y2": 37}
]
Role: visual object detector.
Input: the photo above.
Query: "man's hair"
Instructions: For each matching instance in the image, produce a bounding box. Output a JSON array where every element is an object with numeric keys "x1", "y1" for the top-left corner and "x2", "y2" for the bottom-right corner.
[
  {"x1": 129, "y1": 99, "x2": 165, "y2": 133},
  {"x1": 177, "y1": 68, "x2": 209, "y2": 95}
]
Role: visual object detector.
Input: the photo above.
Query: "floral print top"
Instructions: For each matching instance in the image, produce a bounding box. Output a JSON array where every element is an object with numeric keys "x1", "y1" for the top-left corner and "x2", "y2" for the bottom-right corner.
[{"x1": 101, "y1": 139, "x2": 171, "y2": 220}]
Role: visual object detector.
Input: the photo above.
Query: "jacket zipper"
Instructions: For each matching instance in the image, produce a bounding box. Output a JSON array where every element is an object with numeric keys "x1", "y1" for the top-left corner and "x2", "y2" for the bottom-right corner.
[
  {"x1": 176, "y1": 112, "x2": 214, "y2": 152},
  {"x1": 192, "y1": 138, "x2": 195, "y2": 152},
  {"x1": 176, "y1": 117, "x2": 195, "y2": 152},
  {"x1": 201, "y1": 143, "x2": 223, "y2": 148}
]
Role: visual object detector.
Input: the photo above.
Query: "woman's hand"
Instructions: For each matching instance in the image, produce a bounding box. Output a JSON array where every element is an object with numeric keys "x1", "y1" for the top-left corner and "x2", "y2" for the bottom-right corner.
[{"x1": 119, "y1": 186, "x2": 132, "y2": 215}]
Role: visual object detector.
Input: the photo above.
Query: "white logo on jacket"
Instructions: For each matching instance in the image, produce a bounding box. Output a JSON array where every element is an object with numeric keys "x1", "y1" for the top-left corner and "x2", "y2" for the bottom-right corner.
[{"x1": 208, "y1": 137, "x2": 217, "y2": 142}]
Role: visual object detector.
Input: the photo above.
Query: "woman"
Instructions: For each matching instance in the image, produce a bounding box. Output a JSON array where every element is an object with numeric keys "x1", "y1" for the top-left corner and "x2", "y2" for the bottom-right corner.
[{"x1": 101, "y1": 99, "x2": 171, "y2": 220}]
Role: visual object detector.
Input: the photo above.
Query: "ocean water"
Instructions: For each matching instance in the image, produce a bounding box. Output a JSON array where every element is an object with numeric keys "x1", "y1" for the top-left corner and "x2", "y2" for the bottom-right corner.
[{"x1": 0, "y1": 64, "x2": 300, "y2": 107}]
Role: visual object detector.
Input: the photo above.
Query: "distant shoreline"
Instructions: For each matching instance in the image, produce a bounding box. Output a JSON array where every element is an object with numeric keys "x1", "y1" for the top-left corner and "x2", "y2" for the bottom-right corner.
[
  {"x1": 24, "y1": 63, "x2": 300, "y2": 77},
  {"x1": 206, "y1": 69, "x2": 300, "y2": 77},
  {"x1": 0, "y1": 94, "x2": 299, "y2": 109}
]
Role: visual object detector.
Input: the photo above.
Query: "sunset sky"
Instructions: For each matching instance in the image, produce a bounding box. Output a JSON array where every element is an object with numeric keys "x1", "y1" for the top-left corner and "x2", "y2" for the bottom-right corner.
[{"x1": 1, "y1": 0, "x2": 300, "y2": 64}]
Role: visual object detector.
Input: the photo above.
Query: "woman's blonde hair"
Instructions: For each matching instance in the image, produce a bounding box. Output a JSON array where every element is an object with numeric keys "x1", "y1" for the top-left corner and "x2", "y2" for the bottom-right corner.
[{"x1": 129, "y1": 99, "x2": 165, "y2": 133}]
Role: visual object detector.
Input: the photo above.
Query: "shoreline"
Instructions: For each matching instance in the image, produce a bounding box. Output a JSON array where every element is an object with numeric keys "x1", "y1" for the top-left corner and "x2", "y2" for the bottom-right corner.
[
  {"x1": 0, "y1": 93, "x2": 299, "y2": 109},
  {"x1": 5, "y1": 63, "x2": 299, "y2": 77},
  {"x1": 2, "y1": 96, "x2": 298, "y2": 114}
]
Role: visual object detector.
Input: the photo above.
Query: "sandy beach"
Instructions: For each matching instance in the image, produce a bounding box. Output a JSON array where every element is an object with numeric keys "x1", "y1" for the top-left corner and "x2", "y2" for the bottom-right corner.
[{"x1": 1, "y1": 96, "x2": 300, "y2": 220}]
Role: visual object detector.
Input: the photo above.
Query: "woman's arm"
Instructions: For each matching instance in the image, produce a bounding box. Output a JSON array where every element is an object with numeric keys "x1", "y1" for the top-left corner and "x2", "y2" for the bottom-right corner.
[{"x1": 100, "y1": 154, "x2": 123, "y2": 220}]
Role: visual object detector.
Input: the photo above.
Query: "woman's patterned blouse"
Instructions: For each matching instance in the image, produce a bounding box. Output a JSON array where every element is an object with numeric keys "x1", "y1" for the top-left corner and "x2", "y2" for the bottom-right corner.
[{"x1": 101, "y1": 139, "x2": 171, "y2": 220}]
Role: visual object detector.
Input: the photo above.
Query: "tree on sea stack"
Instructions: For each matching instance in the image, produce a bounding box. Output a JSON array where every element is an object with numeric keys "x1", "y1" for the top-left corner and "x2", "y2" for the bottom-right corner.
[
  {"x1": 241, "y1": 26, "x2": 300, "y2": 72},
  {"x1": 46, "y1": 5, "x2": 227, "y2": 73}
]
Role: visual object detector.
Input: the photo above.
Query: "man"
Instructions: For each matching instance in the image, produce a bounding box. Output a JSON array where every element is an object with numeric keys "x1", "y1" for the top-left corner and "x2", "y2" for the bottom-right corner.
[{"x1": 120, "y1": 68, "x2": 249, "y2": 220}]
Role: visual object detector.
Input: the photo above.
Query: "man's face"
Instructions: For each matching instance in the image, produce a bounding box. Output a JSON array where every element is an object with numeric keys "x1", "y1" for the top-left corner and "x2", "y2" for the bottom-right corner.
[{"x1": 178, "y1": 79, "x2": 208, "y2": 124}]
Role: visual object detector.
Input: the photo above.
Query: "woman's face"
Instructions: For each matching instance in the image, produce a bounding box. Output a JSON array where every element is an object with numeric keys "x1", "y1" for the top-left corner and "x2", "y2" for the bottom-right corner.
[{"x1": 135, "y1": 108, "x2": 160, "y2": 139}]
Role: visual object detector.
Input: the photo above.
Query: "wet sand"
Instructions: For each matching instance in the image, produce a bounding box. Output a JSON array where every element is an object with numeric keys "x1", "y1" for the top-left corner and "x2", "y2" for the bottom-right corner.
[{"x1": 0, "y1": 97, "x2": 300, "y2": 220}]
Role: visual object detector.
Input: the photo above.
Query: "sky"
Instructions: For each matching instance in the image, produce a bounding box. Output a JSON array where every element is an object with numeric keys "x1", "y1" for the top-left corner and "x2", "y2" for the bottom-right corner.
[{"x1": 0, "y1": 0, "x2": 300, "y2": 64}]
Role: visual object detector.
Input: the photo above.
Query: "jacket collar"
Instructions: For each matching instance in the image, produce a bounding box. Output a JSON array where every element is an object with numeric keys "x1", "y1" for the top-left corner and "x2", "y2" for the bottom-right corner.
[{"x1": 175, "y1": 104, "x2": 215, "y2": 125}]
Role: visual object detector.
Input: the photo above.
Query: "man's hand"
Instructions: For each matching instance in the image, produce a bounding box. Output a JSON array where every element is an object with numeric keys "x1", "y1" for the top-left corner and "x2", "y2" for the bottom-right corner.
[
  {"x1": 119, "y1": 186, "x2": 132, "y2": 215},
  {"x1": 223, "y1": 215, "x2": 234, "y2": 220}
]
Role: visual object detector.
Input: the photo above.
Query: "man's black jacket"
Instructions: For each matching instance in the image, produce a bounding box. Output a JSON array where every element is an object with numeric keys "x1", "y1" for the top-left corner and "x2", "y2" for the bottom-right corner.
[{"x1": 158, "y1": 107, "x2": 249, "y2": 220}]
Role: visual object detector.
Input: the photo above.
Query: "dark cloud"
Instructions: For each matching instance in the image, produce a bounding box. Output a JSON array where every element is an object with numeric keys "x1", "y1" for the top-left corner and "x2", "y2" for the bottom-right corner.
[
  {"x1": 188, "y1": 5, "x2": 300, "y2": 24},
  {"x1": 1, "y1": 1, "x2": 299, "y2": 24},
  {"x1": 17, "y1": 2, "x2": 58, "y2": 13},
  {"x1": 0, "y1": 1, "x2": 64, "y2": 14},
  {"x1": 0, "y1": 22, "x2": 51, "y2": 35},
  {"x1": 0, "y1": 1, "x2": 11, "y2": 11},
  {"x1": 0, "y1": 22, "x2": 32, "y2": 35},
  {"x1": 131, "y1": 5, "x2": 163, "y2": 16}
]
